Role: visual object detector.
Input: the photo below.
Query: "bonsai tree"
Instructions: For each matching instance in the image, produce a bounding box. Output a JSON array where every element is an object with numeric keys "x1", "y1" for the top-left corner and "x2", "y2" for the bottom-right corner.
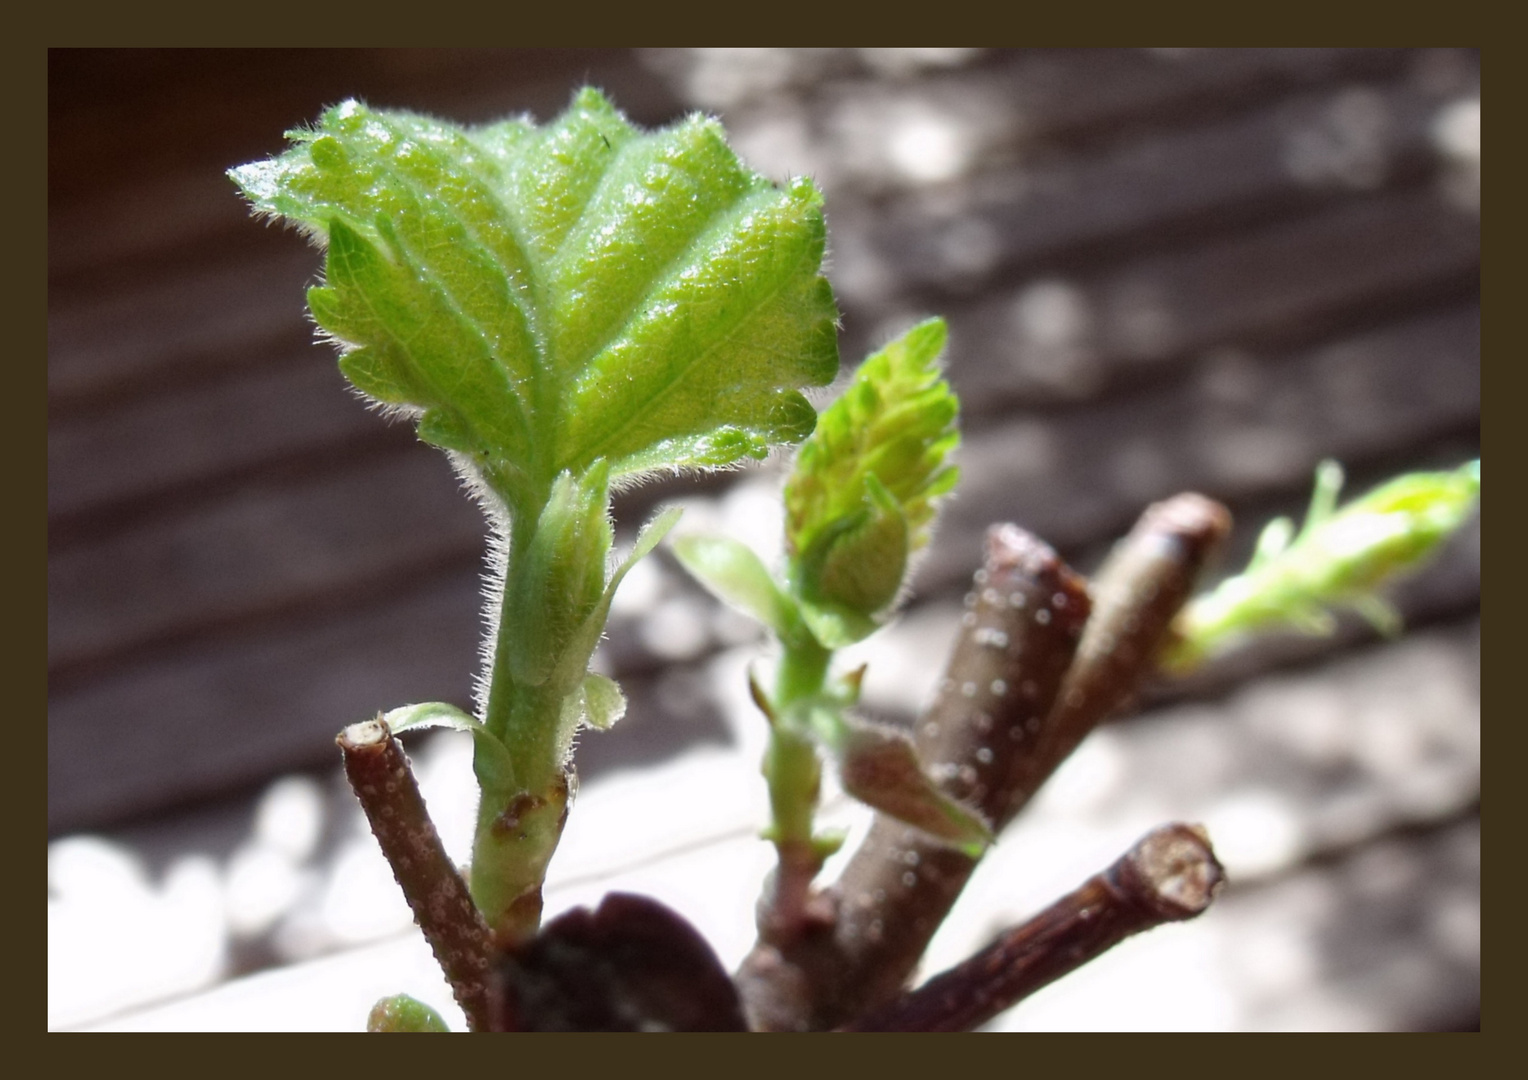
[{"x1": 232, "y1": 88, "x2": 1480, "y2": 1032}]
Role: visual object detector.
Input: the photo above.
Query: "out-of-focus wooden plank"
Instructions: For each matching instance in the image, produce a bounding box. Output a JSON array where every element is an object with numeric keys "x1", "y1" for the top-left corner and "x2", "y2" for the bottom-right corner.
[
  {"x1": 726, "y1": 49, "x2": 1415, "y2": 198},
  {"x1": 47, "y1": 351, "x2": 391, "y2": 526},
  {"x1": 916, "y1": 306, "x2": 1478, "y2": 592},
  {"x1": 48, "y1": 447, "x2": 485, "y2": 675},
  {"x1": 940, "y1": 185, "x2": 1477, "y2": 411},
  {"x1": 48, "y1": 569, "x2": 484, "y2": 833},
  {"x1": 47, "y1": 243, "x2": 319, "y2": 404},
  {"x1": 832, "y1": 71, "x2": 1466, "y2": 306}
]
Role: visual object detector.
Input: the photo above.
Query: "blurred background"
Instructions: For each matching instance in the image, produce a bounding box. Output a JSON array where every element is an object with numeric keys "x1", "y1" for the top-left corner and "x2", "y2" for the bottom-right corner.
[{"x1": 48, "y1": 48, "x2": 1479, "y2": 1030}]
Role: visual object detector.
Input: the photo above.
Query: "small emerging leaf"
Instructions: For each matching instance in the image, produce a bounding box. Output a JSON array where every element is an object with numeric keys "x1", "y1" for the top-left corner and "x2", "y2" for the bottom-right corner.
[
  {"x1": 835, "y1": 719, "x2": 992, "y2": 856},
  {"x1": 380, "y1": 701, "x2": 480, "y2": 736},
  {"x1": 789, "y1": 699, "x2": 991, "y2": 854},
  {"x1": 379, "y1": 702, "x2": 518, "y2": 796},
  {"x1": 1168, "y1": 459, "x2": 1481, "y2": 669},
  {"x1": 785, "y1": 318, "x2": 959, "y2": 628},
  {"x1": 580, "y1": 672, "x2": 627, "y2": 731},
  {"x1": 671, "y1": 534, "x2": 803, "y2": 642}
]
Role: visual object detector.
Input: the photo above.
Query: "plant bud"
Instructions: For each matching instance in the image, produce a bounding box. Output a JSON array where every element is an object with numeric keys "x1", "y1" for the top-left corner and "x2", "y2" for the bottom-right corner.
[{"x1": 505, "y1": 463, "x2": 613, "y2": 686}]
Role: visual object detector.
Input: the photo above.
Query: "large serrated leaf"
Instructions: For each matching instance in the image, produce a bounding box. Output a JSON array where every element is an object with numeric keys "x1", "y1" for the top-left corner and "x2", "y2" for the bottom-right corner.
[{"x1": 231, "y1": 89, "x2": 839, "y2": 515}]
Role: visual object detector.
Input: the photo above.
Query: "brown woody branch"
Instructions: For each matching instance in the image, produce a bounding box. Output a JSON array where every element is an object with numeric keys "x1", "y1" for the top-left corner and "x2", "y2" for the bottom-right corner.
[
  {"x1": 736, "y1": 495, "x2": 1232, "y2": 1032},
  {"x1": 737, "y1": 524, "x2": 1090, "y2": 1030},
  {"x1": 845, "y1": 823, "x2": 1225, "y2": 1031},
  {"x1": 1004, "y1": 493, "x2": 1233, "y2": 822},
  {"x1": 338, "y1": 719, "x2": 494, "y2": 1032}
]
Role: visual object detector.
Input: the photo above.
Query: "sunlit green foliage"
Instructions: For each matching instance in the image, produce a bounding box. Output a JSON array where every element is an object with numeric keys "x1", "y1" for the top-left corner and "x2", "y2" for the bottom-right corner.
[
  {"x1": 675, "y1": 319, "x2": 974, "y2": 853},
  {"x1": 233, "y1": 88, "x2": 839, "y2": 943}
]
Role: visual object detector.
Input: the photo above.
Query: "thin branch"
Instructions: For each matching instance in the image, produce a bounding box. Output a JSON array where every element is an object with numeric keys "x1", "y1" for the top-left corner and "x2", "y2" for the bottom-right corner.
[
  {"x1": 1005, "y1": 492, "x2": 1232, "y2": 822},
  {"x1": 338, "y1": 719, "x2": 494, "y2": 1033},
  {"x1": 735, "y1": 497, "x2": 1231, "y2": 1031},
  {"x1": 737, "y1": 524, "x2": 1091, "y2": 1030},
  {"x1": 845, "y1": 822, "x2": 1225, "y2": 1031}
]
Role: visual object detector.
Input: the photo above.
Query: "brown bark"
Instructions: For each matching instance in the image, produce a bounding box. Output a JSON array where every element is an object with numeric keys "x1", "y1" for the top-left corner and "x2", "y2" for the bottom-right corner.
[
  {"x1": 845, "y1": 823, "x2": 1225, "y2": 1031},
  {"x1": 736, "y1": 496, "x2": 1232, "y2": 1031},
  {"x1": 339, "y1": 718, "x2": 494, "y2": 1032},
  {"x1": 1004, "y1": 492, "x2": 1233, "y2": 822},
  {"x1": 738, "y1": 524, "x2": 1090, "y2": 1030}
]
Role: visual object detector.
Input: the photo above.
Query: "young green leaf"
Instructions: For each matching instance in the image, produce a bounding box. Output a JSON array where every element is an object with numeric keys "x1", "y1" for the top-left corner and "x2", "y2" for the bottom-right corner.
[
  {"x1": 235, "y1": 90, "x2": 842, "y2": 947},
  {"x1": 230, "y1": 88, "x2": 840, "y2": 515},
  {"x1": 578, "y1": 673, "x2": 628, "y2": 732},
  {"x1": 670, "y1": 533, "x2": 804, "y2": 642},
  {"x1": 378, "y1": 702, "x2": 518, "y2": 797},
  {"x1": 784, "y1": 317, "x2": 959, "y2": 641},
  {"x1": 1167, "y1": 459, "x2": 1480, "y2": 669}
]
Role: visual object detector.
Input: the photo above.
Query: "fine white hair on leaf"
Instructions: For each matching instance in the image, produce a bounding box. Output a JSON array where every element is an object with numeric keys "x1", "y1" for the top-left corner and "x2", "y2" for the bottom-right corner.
[{"x1": 444, "y1": 451, "x2": 516, "y2": 723}]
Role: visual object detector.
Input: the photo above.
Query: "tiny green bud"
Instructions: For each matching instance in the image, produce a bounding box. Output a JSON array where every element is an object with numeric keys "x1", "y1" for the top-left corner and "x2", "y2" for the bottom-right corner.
[
  {"x1": 805, "y1": 473, "x2": 910, "y2": 617},
  {"x1": 367, "y1": 993, "x2": 452, "y2": 1032}
]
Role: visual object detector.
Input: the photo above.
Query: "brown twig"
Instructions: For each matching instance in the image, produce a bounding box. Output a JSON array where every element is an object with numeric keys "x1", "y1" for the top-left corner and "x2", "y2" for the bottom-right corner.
[
  {"x1": 737, "y1": 525, "x2": 1091, "y2": 1030},
  {"x1": 338, "y1": 718, "x2": 494, "y2": 1032},
  {"x1": 845, "y1": 823, "x2": 1225, "y2": 1031},
  {"x1": 1006, "y1": 492, "x2": 1233, "y2": 822},
  {"x1": 736, "y1": 498, "x2": 1232, "y2": 1031}
]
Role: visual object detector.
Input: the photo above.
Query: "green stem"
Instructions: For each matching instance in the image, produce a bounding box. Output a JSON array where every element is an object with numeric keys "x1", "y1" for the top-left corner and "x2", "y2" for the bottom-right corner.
[
  {"x1": 470, "y1": 486, "x2": 578, "y2": 945},
  {"x1": 774, "y1": 633, "x2": 831, "y2": 709},
  {"x1": 757, "y1": 633, "x2": 834, "y2": 944},
  {"x1": 769, "y1": 634, "x2": 831, "y2": 849}
]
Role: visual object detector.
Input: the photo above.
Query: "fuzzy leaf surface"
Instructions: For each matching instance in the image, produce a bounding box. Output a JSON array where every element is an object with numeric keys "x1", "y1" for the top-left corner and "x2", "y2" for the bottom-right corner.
[{"x1": 230, "y1": 89, "x2": 839, "y2": 512}]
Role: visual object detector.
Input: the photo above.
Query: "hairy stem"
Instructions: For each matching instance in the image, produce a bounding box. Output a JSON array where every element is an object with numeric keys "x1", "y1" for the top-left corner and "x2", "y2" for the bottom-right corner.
[
  {"x1": 845, "y1": 823, "x2": 1224, "y2": 1031},
  {"x1": 471, "y1": 486, "x2": 578, "y2": 946},
  {"x1": 469, "y1": 773, "x2": 570, "y2": 948},
  {"x1": 338, "y1": 719, "x2": 494, "y2": 1032}
]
